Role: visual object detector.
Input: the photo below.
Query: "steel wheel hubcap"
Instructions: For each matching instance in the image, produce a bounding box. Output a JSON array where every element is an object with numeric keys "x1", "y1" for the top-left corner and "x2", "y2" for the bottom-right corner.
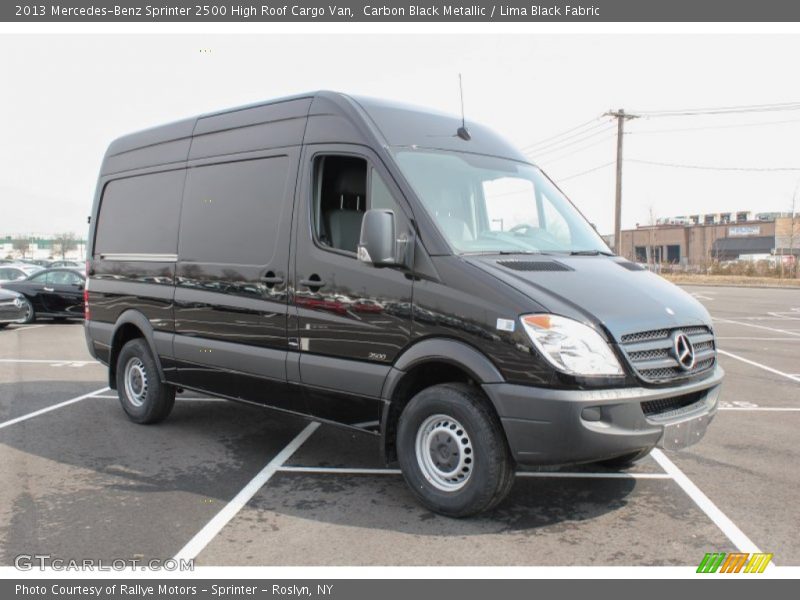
[
  {"x1": 415, "y1": 414, "x2": 474, "y2": 492},
  {"x1": 124, "y1": 357, "x2": 148, "y2": 408}
]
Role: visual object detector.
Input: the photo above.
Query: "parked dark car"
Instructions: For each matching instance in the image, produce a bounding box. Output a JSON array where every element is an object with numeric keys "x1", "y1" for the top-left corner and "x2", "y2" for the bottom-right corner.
[
  {"x1": 84, "y1": 92, "x2": 723, "y2": 517},
  {"x1": 0, "y1": 288, "x2": 28, "y2": 328},
  {"x1": 1, "y1": 268, "x2": 85, "y2": 323}
]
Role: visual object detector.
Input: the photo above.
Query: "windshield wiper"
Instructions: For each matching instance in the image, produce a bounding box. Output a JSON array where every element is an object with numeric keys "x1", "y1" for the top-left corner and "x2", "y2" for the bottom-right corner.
[
  {"x1": 498, "y1": 250, "x2": 539, "y2": 255},
  {"x1": 569, "y1": 250, "x2": 614, "y2": 256}
]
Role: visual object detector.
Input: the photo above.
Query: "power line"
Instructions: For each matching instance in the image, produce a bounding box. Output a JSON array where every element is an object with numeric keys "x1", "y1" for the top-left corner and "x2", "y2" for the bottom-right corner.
[
  {"x1": 536, "y1": 133, "x2": 618, "y2": 165},
  {"x1": 633, "y1": 100, "x2": 800, "y2": 118},
  {"x1": 628, "y1": 116, "x2": 800, "y2": 135},
  {"x1": 555, "y1": 161, "x2": 615, "y2": 183},
  {"x1": 628, "y1": 158, "x2": 800, "y2": 172},
  {"x1": 524, "y1": 123, "x2": 615, "y2": 157},
  {"x1": 519, "y1": 118, "x2": 605, "y2": 152}
]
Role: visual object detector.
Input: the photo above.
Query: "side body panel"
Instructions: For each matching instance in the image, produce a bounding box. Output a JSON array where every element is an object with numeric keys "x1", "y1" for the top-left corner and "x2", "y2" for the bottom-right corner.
[
  {"x1": 87, "y1": 167, "x2": 186, "y2": 371},
  {"x1": 171, "y1": 98, "x2": 311, "y2": 410}
]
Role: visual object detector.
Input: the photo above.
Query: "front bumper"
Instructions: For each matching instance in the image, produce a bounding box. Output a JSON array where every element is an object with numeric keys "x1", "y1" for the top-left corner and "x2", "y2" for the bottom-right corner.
[
  {"x1": 0, "y1": 301, "x2": 27, "y2": 324},
  {"x1": 483, "y1": 365, "x2": 723, "y2": 467}
]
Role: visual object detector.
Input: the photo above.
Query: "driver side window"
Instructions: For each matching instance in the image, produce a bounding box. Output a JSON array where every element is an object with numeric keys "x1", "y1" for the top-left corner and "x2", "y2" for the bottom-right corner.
[
  {"x1": 28, "y1": 271, "x2": 48, "y2": 283},
  {"x1": 312, "y1": 155, "x2": 403, "y2": 255}
]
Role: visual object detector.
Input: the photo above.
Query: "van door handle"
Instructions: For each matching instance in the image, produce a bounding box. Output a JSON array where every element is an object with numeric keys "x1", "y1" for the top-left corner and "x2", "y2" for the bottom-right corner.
[
  {"x1": 43, "y1": 287, "x2": 54, "y2": 292},
  {"x1": 299, "y1": 276, "x2": 325, "y2": 289},
  {"x1": 260, "y1": 275, "x2": 284, "y2": 285}
]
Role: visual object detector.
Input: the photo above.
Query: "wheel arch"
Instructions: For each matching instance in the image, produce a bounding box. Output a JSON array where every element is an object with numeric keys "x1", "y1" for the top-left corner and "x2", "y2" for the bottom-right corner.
[
  {"x1": 108, "y1": 311, "x2": 166, "y2": 389},
  {"x1": 379, "y1": 338, "x2": 506, "y2": 464}
]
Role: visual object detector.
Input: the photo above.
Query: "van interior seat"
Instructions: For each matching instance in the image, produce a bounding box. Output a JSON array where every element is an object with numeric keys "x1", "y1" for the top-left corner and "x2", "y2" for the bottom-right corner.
[
  {"x1": 433, "y1": 188, "x2": 474, "y2": 244},
  {"x1": 325, "y1": 167, "x2": 366, "y2": 253}
]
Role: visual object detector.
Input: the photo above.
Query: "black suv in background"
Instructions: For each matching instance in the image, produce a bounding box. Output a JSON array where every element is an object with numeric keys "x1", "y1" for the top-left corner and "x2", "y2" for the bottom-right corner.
[{"x1": 84, "y1": 92, "x2": 723, "y2": 516}]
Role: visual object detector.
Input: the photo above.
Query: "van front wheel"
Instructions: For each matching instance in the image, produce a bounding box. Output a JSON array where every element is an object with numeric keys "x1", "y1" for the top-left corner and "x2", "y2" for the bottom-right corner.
[
  {"x1": 397, "y1": 383, "x2": 514, "y2": 517},
  {"x1": 116, "y1": 338, "x2": 175, "y2": 424}
]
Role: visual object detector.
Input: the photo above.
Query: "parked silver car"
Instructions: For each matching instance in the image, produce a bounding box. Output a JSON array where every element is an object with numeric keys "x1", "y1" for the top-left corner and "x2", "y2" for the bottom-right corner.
[{"x1": 0, "y1": 263, "x2": 43, "y2": 282}]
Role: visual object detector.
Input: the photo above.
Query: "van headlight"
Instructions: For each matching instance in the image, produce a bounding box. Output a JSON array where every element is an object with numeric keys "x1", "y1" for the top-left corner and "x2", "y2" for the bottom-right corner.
[
  {"x1": 13, "y1": 296, "x2": 24, "y2": 308},
  {"x1": 520, "y1": 314, "x2": 623, "y2": 376}
]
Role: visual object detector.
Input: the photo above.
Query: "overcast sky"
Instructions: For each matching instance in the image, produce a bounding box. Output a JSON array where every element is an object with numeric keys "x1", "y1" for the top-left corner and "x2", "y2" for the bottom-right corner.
[{"x1": 2, "y1": 33, "x2": 800, "y2": 237}]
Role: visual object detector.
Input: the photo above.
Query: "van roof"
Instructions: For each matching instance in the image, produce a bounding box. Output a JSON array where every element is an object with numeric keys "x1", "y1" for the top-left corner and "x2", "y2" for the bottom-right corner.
[{"x1": 100, "y1": 91, "x2": 528, "y2": 177}]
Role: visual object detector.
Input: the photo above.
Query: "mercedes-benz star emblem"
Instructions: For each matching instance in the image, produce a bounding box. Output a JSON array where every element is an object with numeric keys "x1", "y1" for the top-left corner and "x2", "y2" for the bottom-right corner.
[{"x1": 672, "y1": 332, "x2": 696, "y2": 370}]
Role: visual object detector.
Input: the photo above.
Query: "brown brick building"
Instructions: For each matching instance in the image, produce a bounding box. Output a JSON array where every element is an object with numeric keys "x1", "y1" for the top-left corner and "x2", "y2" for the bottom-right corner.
[{"x1": 618, "y1": 215, "x2": 798, "y2": 266}]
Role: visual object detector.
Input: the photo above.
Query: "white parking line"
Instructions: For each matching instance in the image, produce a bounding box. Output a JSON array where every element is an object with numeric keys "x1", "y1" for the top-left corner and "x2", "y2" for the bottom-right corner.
[
  {"x1": 651, "y1": 449, "x2": 762, "y2": 555},
  {"x1": 8, "y1": 324, "x2": 47, "y2": 332},
  {"x1": 516, "y1": 471, "x2": 671, "y2": 480},
  {"x1": 92, "y1": 394, "x2": 225, "y2": 402},
  {"x1": 720, "y1": 407, "x2": 800, "y2": 412},
  {"x1": 174, "y1": 421, "x2": 320, "y2": 562},
  {"x1": 716, "y1": 336, "x2": 800, "y2": 341},
  {"x1": 0, "y1": 359, "x2": 99, "y2": 365},
  {"x1": 717, "y1": 349, "x2": 800, "y2": 384},
  {"x1": 277, "y1": 465, "x2": 672, "y2": 479},
  {"x1": 0, "y1": 358, "x2": 95, "y2": 365},
  {"x1": 713, "y1": 317, "x2": 800, "y2": 338},
  {"x1": 0, "y1": 387, "x2": 110, "y2": 431},
  {"x1": 279, "y1": 466, "x2": 402, "y2": 475}
]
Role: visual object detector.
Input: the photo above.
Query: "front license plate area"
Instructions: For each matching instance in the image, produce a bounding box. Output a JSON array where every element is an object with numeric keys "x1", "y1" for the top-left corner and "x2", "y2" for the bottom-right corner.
[{"x1": 658, "y1": 412, "x2": 713, "y2": 451}]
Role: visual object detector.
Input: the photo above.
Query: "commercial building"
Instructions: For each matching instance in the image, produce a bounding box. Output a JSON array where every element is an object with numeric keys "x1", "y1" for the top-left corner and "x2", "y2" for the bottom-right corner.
[{"x1": 618, "y1": 212, "x2": 799, "y2": 266}]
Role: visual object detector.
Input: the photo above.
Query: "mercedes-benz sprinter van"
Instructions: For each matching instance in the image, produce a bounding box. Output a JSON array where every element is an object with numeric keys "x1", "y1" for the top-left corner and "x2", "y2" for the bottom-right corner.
[{"x1": 85, "y1": 92, "x2": 723, "y2": 516}]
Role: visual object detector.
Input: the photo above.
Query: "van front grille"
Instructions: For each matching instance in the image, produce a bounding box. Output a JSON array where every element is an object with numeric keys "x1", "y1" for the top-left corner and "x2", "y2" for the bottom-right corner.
[
  {"x1": 620, "y1": 326, "x2": 716, "y2": 384},
  {"x1": 641, "y1": 391, "x2": 706, "y2": 420}
]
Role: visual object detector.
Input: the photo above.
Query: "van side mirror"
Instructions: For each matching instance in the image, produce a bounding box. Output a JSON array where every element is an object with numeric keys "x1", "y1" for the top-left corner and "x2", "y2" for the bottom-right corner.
[{"x1": 357, "y1": 209, "x2": 410, "y2": 268}]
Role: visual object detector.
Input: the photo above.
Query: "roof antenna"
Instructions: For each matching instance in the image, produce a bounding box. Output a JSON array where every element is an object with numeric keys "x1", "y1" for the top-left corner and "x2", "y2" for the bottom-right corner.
[{"x1": 456, "y1": 73, "x2": 471, "y2": 141}]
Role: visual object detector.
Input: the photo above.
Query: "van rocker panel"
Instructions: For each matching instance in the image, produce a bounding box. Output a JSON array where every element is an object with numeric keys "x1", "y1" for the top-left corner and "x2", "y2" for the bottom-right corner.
[{"x1": 173, "y1": 335, "x2": 287, "y2": 381}]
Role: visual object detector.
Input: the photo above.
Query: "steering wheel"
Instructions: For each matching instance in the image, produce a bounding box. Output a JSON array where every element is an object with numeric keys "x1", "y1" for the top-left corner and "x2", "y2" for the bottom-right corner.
[
  {"x1": 508, "y1": 223, "x2": 565, "y2": 248},
  {"x1": 509, "y1": 223, "x2": 538, "y2": 236}
]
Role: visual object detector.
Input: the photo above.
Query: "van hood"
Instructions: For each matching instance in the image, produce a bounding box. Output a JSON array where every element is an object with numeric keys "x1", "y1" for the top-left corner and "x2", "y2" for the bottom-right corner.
[{"x1": 464, "y1": 255, "x2": 713, "y2": 342}]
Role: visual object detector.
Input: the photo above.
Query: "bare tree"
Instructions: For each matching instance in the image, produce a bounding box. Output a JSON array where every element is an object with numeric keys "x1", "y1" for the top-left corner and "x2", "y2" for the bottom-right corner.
[
  {"x1": 12, "y1": 237, "x2": 30, "y2": 259},
  {"x1": 789, "y1": 180, "x2": 799, "y2": 278},
  {"x1": 53, "y1": 232, "x2": 78, "y2": 260}
]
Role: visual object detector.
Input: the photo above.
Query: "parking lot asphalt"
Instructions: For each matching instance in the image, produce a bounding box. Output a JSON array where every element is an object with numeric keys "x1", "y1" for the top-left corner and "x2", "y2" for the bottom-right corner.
[{"x1": 0, "y1": 285, "x2": 797, "y2": 567}]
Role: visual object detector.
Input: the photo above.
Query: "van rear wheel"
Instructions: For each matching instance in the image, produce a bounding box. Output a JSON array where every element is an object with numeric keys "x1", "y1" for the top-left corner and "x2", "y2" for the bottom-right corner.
[
  {"x1": 116, "y1": 338, "x2": 175, "y2": 424},
  {"x1": 397, "y1": 383, "x2": 513, "y2": 517}
]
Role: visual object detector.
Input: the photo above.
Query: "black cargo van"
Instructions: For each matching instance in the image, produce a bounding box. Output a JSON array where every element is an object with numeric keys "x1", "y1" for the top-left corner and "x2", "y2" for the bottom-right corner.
[{"x1": 85, "y1": 92, "x2": 723, "y2": 516}]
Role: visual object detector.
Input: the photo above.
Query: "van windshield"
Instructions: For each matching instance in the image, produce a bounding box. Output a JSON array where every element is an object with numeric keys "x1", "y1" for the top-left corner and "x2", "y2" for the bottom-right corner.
[{"x1": 393, "y1": 149, "x2": 611, "y2": 255}]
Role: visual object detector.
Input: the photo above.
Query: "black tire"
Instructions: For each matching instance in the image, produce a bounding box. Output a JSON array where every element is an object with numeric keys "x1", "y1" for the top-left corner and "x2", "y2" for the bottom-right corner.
[
  {"x1": 19, "y1": 298, "x2": 35, "y2": 324},
  {"x1": 0, "y1": 323, "x2": 8, "y2": 330},
  {"x1": 597, "y1": 448, "x2": 653, "y2": 470},
  {"x1": 397, "y1": 382, "x2": 513, "y2": 517},
  {"x1": 115, "y1": 338, "x2": 175, "y2": 424}
]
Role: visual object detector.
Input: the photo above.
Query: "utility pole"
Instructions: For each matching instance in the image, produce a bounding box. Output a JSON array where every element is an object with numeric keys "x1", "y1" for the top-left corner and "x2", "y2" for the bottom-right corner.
[{"x1": 604, "y1": 109, "x2": 638, "y2": 255}]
